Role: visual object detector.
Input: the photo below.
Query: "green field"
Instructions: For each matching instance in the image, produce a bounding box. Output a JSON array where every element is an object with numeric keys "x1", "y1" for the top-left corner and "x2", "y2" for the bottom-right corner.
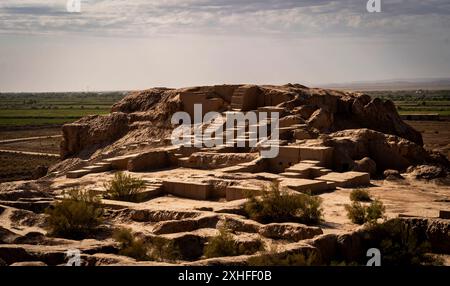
[
  {"x1": 365, "y1": 90, "x2": 450, "y2": 116},
  {"x1": 1, "y1": 89, "x2": 449, "y2": 127},
  {"x1": 0, "y1": 91, "x2": 127, "y2": 126}
]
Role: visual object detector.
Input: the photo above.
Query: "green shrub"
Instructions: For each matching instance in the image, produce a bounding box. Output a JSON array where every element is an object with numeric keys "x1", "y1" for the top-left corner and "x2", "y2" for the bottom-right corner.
[
  {"x1": 114, "y1": 229, "x2": 182, "y2": 262},
  {"x1": 204, "y1": 227, "x2": 264, "y2": 258},
  {"x1": 113, "y1": 228, "x2": 149, "y2": 261},
  {"x1": 104, "y1": 172, "x2": 145, "y2": 202},
  {"x1": 370, "y1": 220, "x2": 444, "y2": 266},
  {"x1": 244, "y1": 182, "x2": 323, "y2": 224},
  {"x1": 300, "y1": 194, "x2": 324, "y2": 224},
  {"x1": 204, "y1": 227, "x2": 238, "y2": 258},
  {"x1": 350, "y1": 189, "x2": 372, "y2": 202},
  {"x1": 366, "y1": 199, "x2": 386, "y2": 222},
  {"x1": 248, "y1": 247, "x2": 319, "y2": 266},
  {"x1": 344, "y1": 202, "x2": 367, "y2": 225},
  {"x1": 45, "y1": 189, "x2": 103, "y2": 239},
  {"x1": 148, "y1": 237, "x2": 181, "y2": 262},
  {"x1": 345, "y1": 199, "x2": 385, "y2": 225}
]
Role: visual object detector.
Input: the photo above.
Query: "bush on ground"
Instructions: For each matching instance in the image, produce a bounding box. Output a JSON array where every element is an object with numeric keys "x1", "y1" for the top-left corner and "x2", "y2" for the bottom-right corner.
[
  {"x1": 45, "y1": 189, "x2": 103, "y2": 239},
  {"x1": 366, "y1": 199, "x2": 386, "y2": 222},
  {"x1": 204, "y1": 226, "x2": 264, "y2": 258},
  {"x1": 113, "y1": 228, "x2": 149, "y2": 261},
  {"x1": 148, "y1": 237, "x2": 181, "y2": 262},
  {"x1": 248, "y1": 246, "x2": 319, "y2": 266},
  {"x1": 350, "y1": 189, "x2": 372, "y2": 202},
  {"x1": 244, "y1": 182, "x2": 323, "y2": 224},
  {"x1": 204, "y1": 227, "x2": 238, "y2": 258},
  {"x1": 104, "y1": 172, "x2": 145, "y2": 202},
  {"x1": 345, "y1": 199, "x2": 385, "y2": 225},
  {"x1": 344, "y1": 202, "x2": 367, "y2": 225},
  {"x1": 369, "y1": 220, "x2": 444, "y2": 266}
]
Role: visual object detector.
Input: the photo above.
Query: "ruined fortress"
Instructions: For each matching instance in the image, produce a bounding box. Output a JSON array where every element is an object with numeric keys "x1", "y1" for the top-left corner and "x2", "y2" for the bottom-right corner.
[
  {"x1": 0, "y1": 84, "x2": 448, "y2": 266},
  {"x1": 57, "y1": 84, "x2": 432, "y2": 199}
]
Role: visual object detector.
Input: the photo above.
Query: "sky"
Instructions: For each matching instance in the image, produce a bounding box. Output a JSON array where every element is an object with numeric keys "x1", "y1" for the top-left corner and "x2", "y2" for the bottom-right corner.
[{"x1": 0, "y1": 0, "x2": 450, "y2": 92}]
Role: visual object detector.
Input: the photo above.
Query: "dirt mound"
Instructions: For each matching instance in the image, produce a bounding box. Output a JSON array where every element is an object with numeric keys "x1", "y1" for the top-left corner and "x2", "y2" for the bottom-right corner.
[
  {"x1": 111, "y1": 88, "x2": 174, "y2": 114},
  {"x1": 61, "y1": 113, "x2": 130, "y2": 158}
]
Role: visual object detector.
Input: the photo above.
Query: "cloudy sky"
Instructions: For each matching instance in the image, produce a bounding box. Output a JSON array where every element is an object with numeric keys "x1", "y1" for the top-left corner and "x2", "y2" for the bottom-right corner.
[{"x1": 0, "y1": 0, "x2": 449, "y2": 92}]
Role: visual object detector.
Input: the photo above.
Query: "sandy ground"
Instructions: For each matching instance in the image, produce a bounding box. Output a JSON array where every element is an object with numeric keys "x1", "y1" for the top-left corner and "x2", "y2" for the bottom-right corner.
[
  {"x1": 49, "y1": 167, "x2": 450, "y2": 236},
  {"x1": 0, "y1": 152, "x2": 60, "y2": 182},
  {"x1": 319, "y1": 178, "x2": 449, "y2": 234},
  {"x1": 0, "y1": 165, "x2": 448, "y2": 266},
  {"x1": 0, "y1": 127, "x2": 60, "y2": 140},
  {"x1": 407, "y1": 120, "x2": 450, "y2": 158},
  {"x1": 0, "y1": 137, "x2": 60, "y2": 154}
]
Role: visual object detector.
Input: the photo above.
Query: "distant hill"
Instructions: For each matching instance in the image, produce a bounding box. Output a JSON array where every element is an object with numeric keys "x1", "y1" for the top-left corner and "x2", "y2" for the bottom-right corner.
[{"x1": 319, "y1": 78, "x2": 450, "y2": 91}]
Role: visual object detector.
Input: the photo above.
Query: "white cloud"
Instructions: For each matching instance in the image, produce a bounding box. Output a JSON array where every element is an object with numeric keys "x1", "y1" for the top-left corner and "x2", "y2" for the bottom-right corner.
[
  {"x1": 1, "y1": 1, "x2": 449, "y2": 92},
  {"x1": 0, "y1": 0, "x2": 448, "y2": 38}
]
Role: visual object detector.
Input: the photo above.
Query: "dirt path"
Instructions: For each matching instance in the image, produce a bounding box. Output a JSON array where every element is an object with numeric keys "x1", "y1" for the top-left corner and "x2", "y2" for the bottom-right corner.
[
  {"x1": 0, "y1": 135, "x2": 62, "y2": 144},
  {"x1": 0, "y1": 149, "x2": 59, "y2": 157}
]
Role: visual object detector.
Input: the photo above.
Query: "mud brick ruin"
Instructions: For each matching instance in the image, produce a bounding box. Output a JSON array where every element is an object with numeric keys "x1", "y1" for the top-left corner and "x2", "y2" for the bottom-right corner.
[{"x1": 0, "y1": 84, "x2": 448, "y2": 266}]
